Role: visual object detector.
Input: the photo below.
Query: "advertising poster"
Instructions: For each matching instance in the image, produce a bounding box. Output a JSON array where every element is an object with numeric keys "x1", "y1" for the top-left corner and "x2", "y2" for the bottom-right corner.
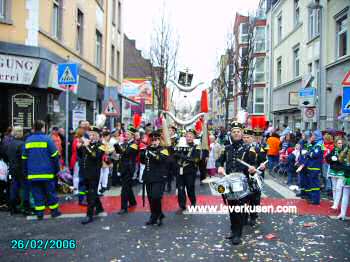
[{"x1": 121, "y1": 78, "x2": 153, "y2": 105}]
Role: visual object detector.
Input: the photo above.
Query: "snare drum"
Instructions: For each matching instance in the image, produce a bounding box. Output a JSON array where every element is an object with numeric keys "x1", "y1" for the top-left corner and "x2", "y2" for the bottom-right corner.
[{"x1": 210, "y1": 173, "x2": 250, "y2": 200}]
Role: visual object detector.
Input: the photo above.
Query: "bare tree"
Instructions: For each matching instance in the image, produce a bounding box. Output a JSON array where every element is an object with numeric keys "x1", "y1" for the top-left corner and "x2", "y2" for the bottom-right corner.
[
  {"x1": 213, "y1": 13, "x2": 257, "y2": 129},
  {"x1": 150, "y1": 11, "x2": 179, "y2": 116},
  {"x1": 233, "y1": 14, "x2": 256, "y2": 110}
]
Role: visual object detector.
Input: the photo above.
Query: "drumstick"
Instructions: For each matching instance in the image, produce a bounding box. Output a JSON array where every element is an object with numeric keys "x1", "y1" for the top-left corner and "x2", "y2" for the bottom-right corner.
[{"x1": 236, "y1": 159, "x2": 262, "y2": 175}]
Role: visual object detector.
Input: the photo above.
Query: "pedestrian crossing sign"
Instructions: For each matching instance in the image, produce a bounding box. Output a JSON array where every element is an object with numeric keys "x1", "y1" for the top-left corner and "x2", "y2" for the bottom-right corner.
[
  {"x1": 58, "y1": 63, "x2": 79, "y2": 85},
  {"x1": 104, "y1": 98, "x2": 120, "y2": 116},
  {"x1": 342, "y1": 86, "x2": 350, "y2": 114}
]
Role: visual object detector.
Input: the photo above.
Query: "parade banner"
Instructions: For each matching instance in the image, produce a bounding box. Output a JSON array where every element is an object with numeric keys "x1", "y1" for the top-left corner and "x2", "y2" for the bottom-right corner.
[{"x1": 121, "y1": 78, "x2": 153, "y2": 105}]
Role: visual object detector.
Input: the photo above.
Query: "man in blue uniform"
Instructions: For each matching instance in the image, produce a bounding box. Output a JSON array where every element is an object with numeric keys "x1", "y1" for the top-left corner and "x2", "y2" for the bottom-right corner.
[
  {"x1": 22, "y1": 120, "x2": 61, "y2": 220},
  {"x1": 304, "y1": 130, "x2": 324, "y2": 205}
]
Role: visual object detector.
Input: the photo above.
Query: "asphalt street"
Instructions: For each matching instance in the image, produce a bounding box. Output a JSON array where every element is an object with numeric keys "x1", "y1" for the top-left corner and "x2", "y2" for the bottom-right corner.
[{"x1": 0, "y1": 174, "x2": 349, "y2": 262}]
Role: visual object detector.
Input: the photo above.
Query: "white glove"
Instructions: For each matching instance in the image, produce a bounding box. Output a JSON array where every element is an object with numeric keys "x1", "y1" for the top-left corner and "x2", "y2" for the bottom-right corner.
[{"x1": 331, "y1": 156, "x2": 338, "y2": 161}]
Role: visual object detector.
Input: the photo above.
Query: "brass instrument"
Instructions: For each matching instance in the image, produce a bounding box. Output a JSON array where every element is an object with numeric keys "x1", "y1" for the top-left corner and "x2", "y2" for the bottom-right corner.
[{"x1": 99, "y1": 142, "x2": 115, "y2": 153}]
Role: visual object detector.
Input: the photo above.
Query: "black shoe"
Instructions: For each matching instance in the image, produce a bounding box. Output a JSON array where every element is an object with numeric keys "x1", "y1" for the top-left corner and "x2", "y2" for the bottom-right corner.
[
  {"x1": 81, "y1": 216, "x2": 93, "y2": 225},
  {"x1": 231, "y1": 236, "x2": 241, "y2": 245},
  {"x1": 37, "y1": 215, "x2": 44, "y2": 220},
  {"x1": 95, "y1": 208, "x2": 105, "y2": 216},
  {"x1": 99, "y1": 187, "x2": 107, "y2": 194},
  {"x1": 145, "y1": 219, "x2": 157, "y2": 225},
  {"x1": 51, "y1": 210, "x2": 62, "y2": 218},
  {"x1": 10, "y1": 208, "x2": 21, "y2": 215},
  {"x1": 157, "y1": 213, "x2": 165, "y2": 226},
  {"x1": 117, "y1": 209, "x2": 128, "y2": 215},
  {"x1": 225, "y1": 234, "x2": 233, "y2": 240},
  {"x1": 176, "y1": 208, "x2": 185, "y2": 215}
]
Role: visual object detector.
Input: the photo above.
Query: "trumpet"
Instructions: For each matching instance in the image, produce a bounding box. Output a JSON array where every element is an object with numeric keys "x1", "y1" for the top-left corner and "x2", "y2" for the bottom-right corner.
[{"x1": 80, "y1": 137, "x2": 93, "y2": 154}]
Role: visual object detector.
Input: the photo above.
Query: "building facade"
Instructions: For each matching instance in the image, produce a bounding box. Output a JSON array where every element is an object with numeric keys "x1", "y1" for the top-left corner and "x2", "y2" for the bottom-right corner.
[
  {"x1": 266, "y1": 0, "x2": 349, "y2": 131},
  {"x1": 0, "y1": 0, "x2": 124, "y2": 133}
]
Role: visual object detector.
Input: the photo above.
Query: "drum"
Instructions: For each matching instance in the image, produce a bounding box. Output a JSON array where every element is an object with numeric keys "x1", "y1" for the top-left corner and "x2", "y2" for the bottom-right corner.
[{"x1": 209, "y1": 173, "x2": 250, "y2": 200}]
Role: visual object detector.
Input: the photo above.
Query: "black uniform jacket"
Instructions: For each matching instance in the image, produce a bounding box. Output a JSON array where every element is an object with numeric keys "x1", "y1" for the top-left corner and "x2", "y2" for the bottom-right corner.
[{"x1": 140, "y1": 145, "x2": 169, "y2": 183}]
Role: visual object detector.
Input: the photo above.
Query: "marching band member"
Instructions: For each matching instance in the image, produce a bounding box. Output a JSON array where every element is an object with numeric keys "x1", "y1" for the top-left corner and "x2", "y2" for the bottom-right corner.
[
  {"x1": 114, "y1": 126, "x2": 138, "y2": 214},
  {"x1": 98, "y1": 130, "x2": 114, "y2": 195},
  {"x1": 78, "y1": 126, "x2": 104, "y2": 225},
  {"x1": 217, "y1": 121, "x2": 259, "y2": 245},
  {"x1": 174, "y1": 129, "x2": 200, "y2": 213},
  {"x1": 242, "y1": 128, "x2": 265, "y2": 227},
  {"x1": 166, "y1": 126, "x2": 178, "y2": 192},
  {"x1": 140, "y1": 131, "x2": 169, "y2": 226}
]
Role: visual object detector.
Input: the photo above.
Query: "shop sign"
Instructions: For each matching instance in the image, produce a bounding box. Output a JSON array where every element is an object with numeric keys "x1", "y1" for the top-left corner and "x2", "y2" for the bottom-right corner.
[{"x1": 0, "y1": 54, "x2": 40, "y2": 85}]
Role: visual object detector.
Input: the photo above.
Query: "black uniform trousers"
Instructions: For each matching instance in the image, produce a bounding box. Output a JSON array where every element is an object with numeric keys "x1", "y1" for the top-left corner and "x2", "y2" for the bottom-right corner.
[
  {"x1": 146, "y1": 182, "x2": 165, "y2": 221},
  {"x1": 166, "y1": 157, "x2": 176, "y2": 191},
  {"x1": 249, "y1": 191, "x2": 261, "y2": 221},
  {"x1": 85, "y1": 178, "x2": 103, "y2": 217},
  {"x1": 120, "y1": 174, "x2": 136, "y2": 210},
  {"x1": 227, "y1": 195, "x2": 250, "y2": 237},
  {"x1": 198, "y1": 159, "x2": 207, "y2": 181},
  {"x1": 177, "y1": 173, "x2": 196, "y2": 209}
]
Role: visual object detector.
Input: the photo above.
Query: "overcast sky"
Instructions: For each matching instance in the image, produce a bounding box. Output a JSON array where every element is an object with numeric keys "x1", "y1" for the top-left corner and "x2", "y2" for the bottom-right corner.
[{"x1": 124, "y1": 0, "x2": 260, "y2": 104}]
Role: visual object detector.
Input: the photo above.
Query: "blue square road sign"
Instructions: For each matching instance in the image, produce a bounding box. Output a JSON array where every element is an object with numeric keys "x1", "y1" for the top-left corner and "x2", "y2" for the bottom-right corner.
[
  {"x1": 342, "y1": 86, "x2": 350, "y2": 114},
  {"x1": 58, "y1": 63, "x2": 79, "y2": 85}
]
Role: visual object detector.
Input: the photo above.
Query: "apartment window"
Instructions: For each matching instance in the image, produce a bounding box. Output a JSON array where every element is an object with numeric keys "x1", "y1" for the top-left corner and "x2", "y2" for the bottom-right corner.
[
  {"x1": 293, "y1": 46, "x2": 300, "y2": 77},
  {"x1": 277, "y1": 57, "x2": 282, "y2": 85},
  {"x1": 294, "y1": 0, "x2": 300, "y2": 26},
  {"x1": 309, "y1": 8, "x2": 320, "y2": 39},
  {"x1": 277, "y1": 14, "x2": 282, "y2": 42},
  {"x1": 315, "y1": 59, "x2": 320, "y2": 88},
  {"x1": 253, "y1": 88, "x2": 265, "y2": 114},
  {"x1": 308, "y1": 63, "x2": 312, "y2": 73},
  {"x1": 112, "y1": 0, "x2": 116, "y2": 25},
  {"x1": 240, "y1": 23, "x2": 248, "y2": 43},
  {"x1": 0, "y1": 0, "x2": 5, "y2": 19},
  {"x1": 95, "y1": 30, "x2": 103, "y2": 68},
  {"x1": 116, "y1": 50, "x2": 120, "y2": 80},
  {"x1": 117, "y1": 1, "x2": 121, "y2": 33},
  {"x1": 76, "y1": 9, "x2": 84, "y2": 53},
  {"x1": 52, "y1": 0, "x2": 62, "y2": 40},
  {"x1": 254, "y1": 57, "x2": 265, "y2": 83},
  {"x1": 111, "y1": 45, "x2": 115, "y2": 77},
  {"x1": 336, "y1": 14, "x2": 348, "y2": 58},
  {"x1": 266, "y1": 24, "x2": 270, "y2": 51},
  {"x1": 265, "y1": 56, "x2": 270, "y2": 83},
  {"x1": 255, "y1": 26, "x2": 265, "y2": 52}
]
